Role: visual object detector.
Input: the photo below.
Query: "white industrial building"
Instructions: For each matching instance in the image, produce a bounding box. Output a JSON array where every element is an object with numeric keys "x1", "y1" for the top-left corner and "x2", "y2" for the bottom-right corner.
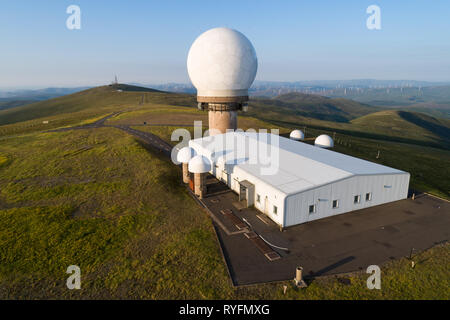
[{"x1": 188, "y1": 131, "x2": 410, "y2": 228}]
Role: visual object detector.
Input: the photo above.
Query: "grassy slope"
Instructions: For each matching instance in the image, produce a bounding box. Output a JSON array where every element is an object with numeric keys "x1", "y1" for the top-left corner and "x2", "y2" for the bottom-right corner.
[
  {"x1": 251, "y1": 107, "x2": 450, "y2": 149},
  {"x1": 249, "y1": 92, "x2": 381, "y2": 123},
  {"x1": 0, "y1": 84, "x2": 191, "y2": 127},
  {"x1": 2, "y1": 84, "x2": 448, "y2": 147},
  {"x1": 0, "y1": 128, "x2": 231, "y2": 299},
  {"x1": 0, "y1": 85, "x2": 195, "y2": 137},
  {"x1": 0, "y1": 100, "x2": 37, "y2": 111},
  {"x1": 351, "y1": 110, "x2": 450, "y2": 144}
]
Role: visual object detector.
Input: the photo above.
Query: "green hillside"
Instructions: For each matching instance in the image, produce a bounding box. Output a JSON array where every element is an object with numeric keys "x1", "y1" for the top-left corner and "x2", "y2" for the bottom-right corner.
[
  {"x1": 0, "y1": 84, "x2": 193, "y2": 127},
  {"x1": 2, "y1": 84, "x2": 448, "y2": 149},
  {"x1": 351, "y1": 110, "x2": 450, "y2": 145},
  {"x1": 246, "y1": 97, "x2": 449, "y2": 149},
  {"x1": 0, "y1": 100, "x2": 37, "y2": 111},
  {"x1": 249, "y1": 92, "x2": 380, "y2": 123}
]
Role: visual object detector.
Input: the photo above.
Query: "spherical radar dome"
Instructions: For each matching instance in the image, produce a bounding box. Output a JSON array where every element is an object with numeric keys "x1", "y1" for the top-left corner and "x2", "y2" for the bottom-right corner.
[
  {"x1": 290, "y1": 130, "x2": 304, "y2": 141},
  {"x1": 315, "y1": 134, "x2": 334, "y2": 148},
  {"x1": 188, "y1": 155, "x2": 211, "y2": 173},
  {"x1": 177, "y1": 147, "x2": 196, "y2": 164},
  {"x1": 187, "y1": 27, "x2": 258, "y2": 98}
]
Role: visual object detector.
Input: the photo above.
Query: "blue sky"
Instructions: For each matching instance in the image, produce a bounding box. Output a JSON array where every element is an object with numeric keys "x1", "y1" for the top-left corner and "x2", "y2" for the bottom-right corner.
[{"x1": 1, "y1": 0, "x2": 449, "y2": 88}]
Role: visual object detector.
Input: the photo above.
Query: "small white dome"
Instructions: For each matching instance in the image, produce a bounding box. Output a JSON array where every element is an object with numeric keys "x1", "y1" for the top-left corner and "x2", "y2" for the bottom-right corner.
[
  {"x1": 187, "y1": 27, "x2": 258, "y2": 98},
  {"x1": 290, "y1": 130, "x2": 304, "y2": 141},
  {"x1": 188, "y1": 155, "x2": 211, "y2": 173},
  {"x1": 315, "y1": 134, "x2": 334, "y2": 148},
  {"x1": 177, "y1": 147, "x2": 196, "y2": 163}
]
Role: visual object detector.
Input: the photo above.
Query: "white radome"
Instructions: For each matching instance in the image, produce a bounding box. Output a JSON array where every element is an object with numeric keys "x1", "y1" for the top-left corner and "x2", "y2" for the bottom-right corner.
[
  {"x1": 188, "y1": 155, "x2": 211, "y2": 173},
  {"x1": 290, "y1": 130, "x2": 304, "y2": 141},
  {"x1": 176, "y1": 147, "x2": 196, "y2": 164},
  {"x1": 315, "y1": 134, "x2": 334, "y2": 148},
  {"x1": 187, "y1": 27, "x2": 258, "y2": 97}
]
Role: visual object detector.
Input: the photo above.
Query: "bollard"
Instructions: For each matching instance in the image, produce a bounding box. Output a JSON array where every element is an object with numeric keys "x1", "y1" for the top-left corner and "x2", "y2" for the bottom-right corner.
[
  {"x1": 294, "y1": 266, "x2": 307, "y2": 288},
  {"x1": 295, "y1": 267, "x2": 303, "y2": 282},
  {"x1": 412, "y1": 193, "x2": 415, "y2": 200}
]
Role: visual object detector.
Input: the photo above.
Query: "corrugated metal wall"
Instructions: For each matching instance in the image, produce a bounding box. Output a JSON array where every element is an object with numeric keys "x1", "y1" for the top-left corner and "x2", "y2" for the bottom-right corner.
[{"x1": 284, "y1": 173, "x2": 410, "y2": 227}]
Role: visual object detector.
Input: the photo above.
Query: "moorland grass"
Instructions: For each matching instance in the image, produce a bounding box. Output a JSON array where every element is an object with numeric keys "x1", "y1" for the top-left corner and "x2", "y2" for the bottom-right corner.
[{"x1": 0, "y1": 127, "x2": 231, "y2": 298}]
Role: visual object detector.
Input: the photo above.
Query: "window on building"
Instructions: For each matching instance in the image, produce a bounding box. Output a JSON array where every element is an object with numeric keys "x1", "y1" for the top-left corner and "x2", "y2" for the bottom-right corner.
[
  {"x1": 366, "y1": 192, "x2": 372, "y2": 201},
  {"x1": 273, "y1": 205, "x2": 278, "y2": 215},
  {"x1": 256, "y1": 194, "x2": 261, "y2": 203},
  {"x1": 332, "y1": 200, "x2": 339, "y2": 209},
  {"x1": 309, "y1": 205, "x2": 316, "y2": 214},
  {"x1": 354, "y1": 195, "x2": 361, "y2": 204}
]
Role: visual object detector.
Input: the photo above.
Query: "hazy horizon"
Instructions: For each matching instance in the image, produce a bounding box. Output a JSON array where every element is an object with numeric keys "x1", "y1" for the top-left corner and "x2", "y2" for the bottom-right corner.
[{"x1": 2, "y1": 78, "x2": 450, "y2": 92}]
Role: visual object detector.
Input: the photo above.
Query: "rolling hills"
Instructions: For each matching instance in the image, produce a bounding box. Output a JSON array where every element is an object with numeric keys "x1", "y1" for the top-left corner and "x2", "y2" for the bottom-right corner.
[
  {"x1": 0, "y1": 100, "x2": 37, "y2": 111},
  {"x1": 351, "y1": 110, "x2": 450, "y2": 144},
  {"x1": 248, "y1": 92, "x2": 380, "y2": 123},
  {"x1": 1, "y1": 84, "x2": 449, "y2": 149},
  {"x1": 0, "y1": 84, "x2": 192, "y2": 127}
]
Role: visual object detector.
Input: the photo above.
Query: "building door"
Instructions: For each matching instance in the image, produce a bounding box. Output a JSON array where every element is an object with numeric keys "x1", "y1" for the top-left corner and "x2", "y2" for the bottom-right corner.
[{"x1": 239, "y1": 184, "x2": 246, "y2": 202}]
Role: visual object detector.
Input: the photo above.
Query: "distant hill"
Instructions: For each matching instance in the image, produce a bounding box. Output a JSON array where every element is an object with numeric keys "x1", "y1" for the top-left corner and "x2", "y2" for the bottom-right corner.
[
  {"x1": 327, "y1": 85, "x2": 450, "y2": 106},
  {"x1": 0, "y1": 87, "x2": 90, "y2": 114},
  {"x1": 351, "y1": 110, "x2": 450, "y2": 145},
  {"x1": 0, "y1": 84, "x2": 194, "y2": 126},
  {"x1": 248, "y1": 92, "x2": 381, "y2": 123},
  {"x1": 0, "y1": 87, "x2": 90, "y2": 100},
  {"x1": 323, "y1": 86, "x2": 450, "y2": 119},
  {"x1": 110, "y1": 84, "x2": 164, "y2": 93},
  {"x1": 2, "y1": 83, "x2": 449, "y2": 150},
  {"x1": 0, "y1": 99, "x2": 38, "y2": 111}
]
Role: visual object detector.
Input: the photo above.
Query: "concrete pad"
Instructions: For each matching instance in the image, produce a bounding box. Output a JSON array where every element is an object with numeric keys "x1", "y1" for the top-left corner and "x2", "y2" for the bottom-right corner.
[{"x1": 204, "y1": 181, "x2": 450, "y2": 285}]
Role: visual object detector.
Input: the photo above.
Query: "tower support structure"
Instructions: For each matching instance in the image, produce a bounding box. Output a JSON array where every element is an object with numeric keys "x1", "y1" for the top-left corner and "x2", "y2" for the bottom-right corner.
[{"x1": 197, "y1": 96, "x2": 248, "y2": 136}]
